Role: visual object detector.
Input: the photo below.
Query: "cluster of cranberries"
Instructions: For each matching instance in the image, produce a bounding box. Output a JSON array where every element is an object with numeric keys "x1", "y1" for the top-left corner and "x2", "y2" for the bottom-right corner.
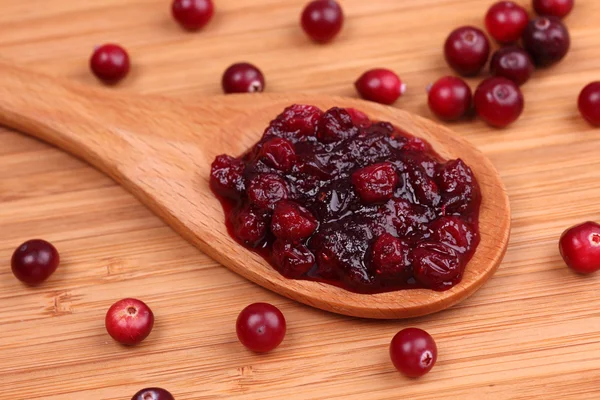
[
  {"x1": 428, "y1": 0, "x2": 598, "y2": 127},
  {"x1": 211, "y1": 104, "x2": 482, "y2": 293}
]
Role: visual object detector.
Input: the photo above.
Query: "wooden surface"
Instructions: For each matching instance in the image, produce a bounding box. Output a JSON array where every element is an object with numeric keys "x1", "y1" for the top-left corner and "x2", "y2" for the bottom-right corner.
[
  {"x1": 0, "y1": 62, "x2": 511, "y2": 319},
  {"x1": 0, "y1": 0, "x2": 599, "y2": 398}
]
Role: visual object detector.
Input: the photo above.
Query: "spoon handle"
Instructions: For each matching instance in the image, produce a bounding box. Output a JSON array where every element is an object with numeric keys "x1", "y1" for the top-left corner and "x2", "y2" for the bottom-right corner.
[{"x1": 0, "y1": 61, "x2": 151, "y2": 179}]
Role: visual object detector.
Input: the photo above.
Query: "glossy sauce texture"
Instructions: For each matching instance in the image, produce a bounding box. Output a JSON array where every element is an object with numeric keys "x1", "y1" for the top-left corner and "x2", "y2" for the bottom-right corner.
[{"x1": 211, "y1": 105, "x2": 481, "y2": 293}]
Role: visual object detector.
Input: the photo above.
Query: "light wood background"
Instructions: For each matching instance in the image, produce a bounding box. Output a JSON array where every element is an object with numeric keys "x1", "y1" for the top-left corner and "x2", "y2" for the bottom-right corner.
[{"x1": 1, "y1": 0, "x2": 599, "y2": 399}]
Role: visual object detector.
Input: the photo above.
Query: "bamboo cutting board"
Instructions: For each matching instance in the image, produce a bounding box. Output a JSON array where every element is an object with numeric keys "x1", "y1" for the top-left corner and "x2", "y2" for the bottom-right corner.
[{"x1": 1, "y1": 0, "x2": 599, "y2": 399}]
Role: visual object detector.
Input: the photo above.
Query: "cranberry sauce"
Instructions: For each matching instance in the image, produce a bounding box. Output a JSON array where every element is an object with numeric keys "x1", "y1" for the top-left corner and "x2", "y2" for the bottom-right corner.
[{"x1": 210, "y1": 105, "x2": 481, "y2": 293}]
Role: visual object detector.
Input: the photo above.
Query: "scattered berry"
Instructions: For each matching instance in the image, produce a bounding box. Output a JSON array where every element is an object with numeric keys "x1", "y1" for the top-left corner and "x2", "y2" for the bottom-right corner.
[
  {"x1": 131, "y1": 387, "x2": 175, "y2": 400},
  {"x1": 171, "y1": 0, "x2": 214, "y2": 31},
  {"x1": 11, "y1": 239, "x2": 60, "y2": 285},
  {"x1": 236, "y1": 303, "x2": 286, "y2": 352},
  {"x1": 522, "y1": 17, "x2": 570, "y2": 67},
  {"x1": 578, "y1": 82, "x2": 600, "y2": 126},
  {"x1": 474, "y1": 77, "x2": 524, "y2": 128},
  {"x1": 559, "y1": 221, "x2": 600, "y2": 274},
  {"x1": 222, "y1": 62, "x2": 265, "y2": 94},
  {"x1": 354, "y1": 69, "x2": 406, "y2": 105},
  {"x1": 427, "y1": 76, "x2": 472, "y2": 121},
  {"x1": 485, "y1": 1, "x2": 530, "y2": 44},
  {"x1": 490, "y1": 46, "x2": 535, "y2": 85},
  {"x1": 105, "y1": 298, "x2": 154, "y2": 346},
  {"x1": 533, "y1": 0, "x2": 574, "y2": 18},
  {"x1": 90, "y1": 44, "x2": 130, "y2": 84},
  {"x1": 301, "y1": 0, "x2": 344, "y2": 43},
  {"x1": 390, "y1": 328, "x2": 438, "y2": 378},
  {"x1": 444, "y1": 26, "x2": 491, "y2": 76}
]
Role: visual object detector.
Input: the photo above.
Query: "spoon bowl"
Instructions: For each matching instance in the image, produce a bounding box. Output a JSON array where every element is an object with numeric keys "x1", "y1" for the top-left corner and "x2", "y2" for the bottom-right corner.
[{"x1": 0, "y1": 62, "x2": 510, "y2": 318}]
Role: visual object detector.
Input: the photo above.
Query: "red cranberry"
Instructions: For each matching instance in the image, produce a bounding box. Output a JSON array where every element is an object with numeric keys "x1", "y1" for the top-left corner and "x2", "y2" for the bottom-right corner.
[
  {"x1": 474, "y1": 77, "x2": 524, "y2": 128},
  {"x1": 90, "y1": 44, "x2": 130, "y2": 84},
  {"x1": 317, "y1": 107, "x2": 358, "y2": 143},
  {"x1": 390, "y1": 328, "x2": 438, "y2": 378},
  {"x1": 259, "y1": 138, "x2": 296, "y2": 171},
  {"x1": 131, "y1": 388, "x2": 174, "y2": 400},
  {"x1": 11, "y1": 239, "x2": 60, "y2": 285},
  {"x1": 427, "y1": 76, "x2": 472, "y2": 121},
  {"x1": 210, "y1": 154, "x2": 245, "y2": 198},
  {"x1": 236, "y1": 303, "x2": 286, "y2": 353},
  {"x1": 270, "y1": 104, "x2": 323, "y2": 139},
  {"x1": 413, "y1": 242, "x2": 461, "y2": 290},
  {"x1": 271, "y1": 201, "x2": 318, "y2": 241},
  {"x1": 222, "y1": 63, "x2": 265, "y2": 94},
  {"x1": 533, "y1": 0, "x2": 574, "y2": 18},
  {"x1": 444, "y1": 26, "x2": 490, "y2": 76},
  {"x1": 522, "y1": 17, "x2": 570, "y2": 67},
  {"x1": 578, "y1": 82, "x2": 600, "y2": 126},
  {"x1": 171, "y1": 0, "x2": 214, "y2": 31},
  {"x1": 370, "y1": 233, "x2": 410, "y2": 279},
  {"x1": 352, "y1": 162, "x2": 399, "y2": 204},
  {"x1": 272, "y1": 240, "x2": 315, "y2": 278},
  {"x1": 354, "y1": 69, "x2": 406, "y2": 105},
  {"x1": 346, "y1": 108, "x2": 371, "y2": 128},
  {"x1": 300, "y1": 0, "x2": 344, "y2": 43},
  {"x1": 105, "y1": 298, "x2": 154, "y2": 346},
  {"x1": 430, "y1": 216, "x2": 475, "y2": 254},
  {"x1": 231, "y1": 204, "x2": 269, "y2": 247},
  {"x1": 490, "y1": 46, "x2": 535, "y2": 85},
  {"x1": 559, "y1": 221, "x2": 600, "y2": 274},
  {"x1": 485, "y1": 1, "x2": 529, "y2": 44},
  {"x1": 247, "y1": 174, "x2": 288, "y2": 209}
]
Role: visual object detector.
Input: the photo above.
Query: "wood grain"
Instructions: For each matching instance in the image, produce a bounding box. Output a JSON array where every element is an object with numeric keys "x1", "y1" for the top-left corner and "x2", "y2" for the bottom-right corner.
[
  {"x1": 0, "y1": 0, "x2": 599, "y2": 398},
  {"x1": 0, "y1": 62, "x2": 510, "y2": 318}
]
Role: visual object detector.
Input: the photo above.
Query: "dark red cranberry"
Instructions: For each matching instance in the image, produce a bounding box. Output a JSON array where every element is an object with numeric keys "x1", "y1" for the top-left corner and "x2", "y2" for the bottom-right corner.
[
  {"x1": 231, "y1": 204, "x2": 269, "y2": 247},
  {"x1": 430, "y1": 216, "x2": 475, "y2": 254},
  {"x1": 317, "y1": 107, "x2": 358, "y2": 143},
  {"x1": 437, "y1": 159, "x2": 480, "y2": 214},
  {"x1": 559, "y1": 221, "x2": 600, "y2": 274},
  {"x1": 171, "y1": 0, "x2": 214, "y2": 31},
  {"x1": 578, "y1": 82, "x2": 600, "y2": 126},
  {"x1": 427, "y1": 76, "x2": 472, "y2": 121},
  {"x1": 272, "y1": 240, "x2": 315, "y2": 278},
  {"x1": 301, "y1": 0, "x2": 344, "y2": 43},
  {"x1": 390, "y1": 328, "x2": 437, "y2": 378},
  {"x1": 522, "y1": 17, "x2": 570, "y2": 67},
  {"x1": 354, "y1": 69, "x2": 406, "y2": 105},
  {"x1": 444, "y1": 26, "x2": 491, "y2": 76},
  {"x1": 270, "y1": 104, "x2": 323, "y2": 139},
  {"x1": 370, "y1": 233, "x2": 410, "y2": 279},
  {"x1": 105, "y1": 298, "x2": 154, "y2": 346},
  {"x1": 352, "y1": 162, "x2": 399, "y2": 204},
  {"x1": 346, "y1": 108, "x2": 371, "y2": 128},
  {"x1": 271, "y1": 201, "x2": 318, "y2": 241},
  {"x1": 90, "y1": 44, "x2": 130, "y2": 84},
  {"x1": 413, "y1": 242, "x2": 461, "y2": 290},
  {"x1": 222, "y1": 63, "x2": 265, "y2": 93},
  {"x1": 259, "y1": 138, "x2": 296, "y2": 171},
  {"x1": 490, "y1": 46, "x2": 535, "y2": 85},
  {"x1": 533, "y1": 0, "x2": 574, "y2": 18},
  {"x1": 236, "y1": 303, "x2": 286, "y2": 353},
  {"x1": 11, "y1": 239, "x2": 60, "y2": 285},
  {"x1": 474, "y1": 77, "x2": 524, "y2": 128},
  {"x1": 485, "y1": 1, "x2": 530, "y2": 44},
  {"x1": 247, "y1": 174, "x2": 288, "y2": 209},
  {"x1": 131, "y1": 387, "x2": 174, "y2": 400},
  {"x1": 210, "y1": 154, "x2": 245, "y2": 198}
]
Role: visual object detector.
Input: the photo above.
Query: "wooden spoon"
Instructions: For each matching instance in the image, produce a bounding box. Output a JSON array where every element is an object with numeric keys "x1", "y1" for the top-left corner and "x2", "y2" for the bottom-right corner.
[{"x1": 0, "y1": 62, "x2": 510, "y2": 319}]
